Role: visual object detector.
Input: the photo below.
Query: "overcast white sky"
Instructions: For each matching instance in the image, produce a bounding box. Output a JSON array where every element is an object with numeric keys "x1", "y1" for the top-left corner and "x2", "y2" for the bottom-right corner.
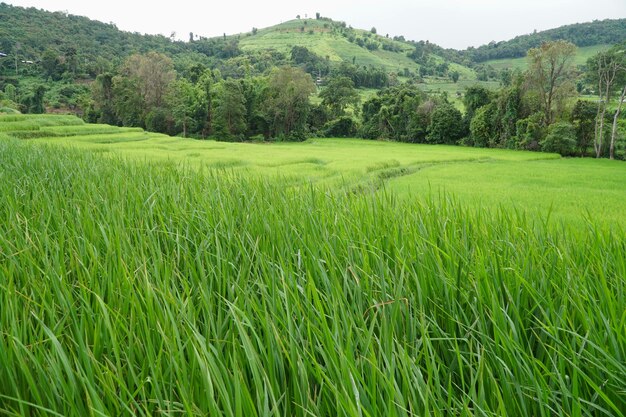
[{"x1": 5, "y1": 0, "x2": 626, "y2": 49}]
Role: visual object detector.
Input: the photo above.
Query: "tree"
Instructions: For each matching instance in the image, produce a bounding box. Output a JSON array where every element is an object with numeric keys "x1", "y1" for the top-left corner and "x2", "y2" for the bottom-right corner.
[
  {"x1": 427, "y1": 103, "x2": 466, "y2": 144},
  {"x1": 264, "y1": 67, "x2": 316, "y2": 140},
  {"x1": 167, "y1": 78, "x2": 202, "y2": 137},
  {"x1": 91, "y1": 73, "x2": 116, "y2": 125},
  {"x1": 319, "y1": 76, "x2": 360, "y2": 117},
  {"x1": 463, "y1": 85, "x2": 492, "y2": 120},
  {"x1": 112, "y1": 52, "x2": 176, "y2": 128},
  {"x1": 469, "y1": 104, "x2": 497, "y2": 147},
  {"x1": 214, "y1": 79, "x2": 247, "y2": 140},
  {"x1": 27, "y1": 85, "x2": 46, "y2": 114},
  {"x1": 610, "y1": 83, "x2": 626, "y2": 160},
  {"x1": 120, "y1": 52, "x2": 176, "y2": 110},
  {"x1": 571, "y1": 100, "x2": 597, "y2": 156},
  {"x1": 586, "y1": 47, "x2": 626, "y2": 158},
  {"x1": 198, "y1": 69, "x2": 218, "y2": 137},
  {"x1": 540, "y1": 122, "x2": 576, "y2": 156},
  {"x1": 450, "y1": 70, "x2": 460, "y2": 83},
  {"x1": 41, "y1": 48, "x2": 64, "y2": 80},
  {"x1": 526, "y1": 40, "x2": 577, "y2": 126}
]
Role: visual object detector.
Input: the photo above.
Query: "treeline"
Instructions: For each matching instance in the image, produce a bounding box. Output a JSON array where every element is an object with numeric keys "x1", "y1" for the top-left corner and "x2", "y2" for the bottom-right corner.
[
  {"x1": 363, "y1": 41, "x2": 626, "y2": 159},
  {"x1": 84, "y1": 52, "x2": 319, "y2": 141},
  {"x1": 75, "y1": 46, "x2": 390, "y2": 140},
  {"x1": 466, "y1": 18, "x2": 626, "y2": 63}
]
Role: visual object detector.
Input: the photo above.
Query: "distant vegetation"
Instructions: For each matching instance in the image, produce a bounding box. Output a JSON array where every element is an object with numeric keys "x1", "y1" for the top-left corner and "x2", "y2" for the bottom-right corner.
[
  {"x1": 466, "y1": 18, "x2": 626, "y2": 62},
  {"x1": 1, "y1": 3, "x2": 625, "y2": 158}
]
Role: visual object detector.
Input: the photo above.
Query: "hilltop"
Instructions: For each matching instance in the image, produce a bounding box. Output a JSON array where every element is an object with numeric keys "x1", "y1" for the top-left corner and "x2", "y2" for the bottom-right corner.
[{"x1": 238, "y1": 18, "x2": 419, "y2": 73}]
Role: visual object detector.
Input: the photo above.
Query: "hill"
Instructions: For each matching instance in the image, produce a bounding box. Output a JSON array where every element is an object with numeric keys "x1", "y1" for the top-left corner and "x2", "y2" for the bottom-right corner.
[
  {"x1": 482, "y1": 44, "x2": 612, "y2": 71},
  {"x1": 0, "y1": 2, "x2": 188, "y2": 77},
  {"x1": 238, "y1": 18, "x2": 420, "y2": 74},
  {"x1": 465, "y1": 18, "x2": 626, "y2": 63}
]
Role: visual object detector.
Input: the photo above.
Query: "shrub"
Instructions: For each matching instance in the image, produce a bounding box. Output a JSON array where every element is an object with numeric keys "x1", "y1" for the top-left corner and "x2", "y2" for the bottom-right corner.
[
  {"x1": 323, "y1": 117, "x2": 358, "y2": 137},
  {"x1": 540, "y1": 121, "x2": 577, "y2": 156}
]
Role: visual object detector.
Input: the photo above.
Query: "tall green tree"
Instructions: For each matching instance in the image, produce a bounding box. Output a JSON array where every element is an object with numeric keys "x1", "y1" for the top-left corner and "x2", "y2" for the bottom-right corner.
[
  {"x1": 167, "y1": 78, "x2": 202, "y2": 137},
  {"x1": 198, "y1": 69, "x2": 218, "y2": 137},
  {"x1": 119, "y1": 52, "x2": 176, "y2": 110},
  {"x1": 214, "y1": 79, "x2": 247, "y2": 140},
  {"x1": 526, "y1": 40, "x2": 577, "y2": 126},
  {"x1": 112, "y1": 52, "x2": 176, "y2": 129},
  {"x1": 463, "y1": 85, "x2": 492, "y2": 120},
  {"x1": 264, "y1": 67, "x2": 316, "y2": 140},
  {"x1": 427, "y1": 103, "x2": 466, "y2": 144},
  {"x1": 41, "y1": 48, "x2": 64, "y2": 80},
  {"x1": 25, "y1": 84, "x2": 46, "y2": 114},
  {"x1": 319, "y1": 76, "x2": 360, "y2": 117},
  {"x1": 91, "y1": 73, "x2": 116, "y2": 125},
  {"x1": 571, "y1": 100, "x2": 598, "y2": 156}
]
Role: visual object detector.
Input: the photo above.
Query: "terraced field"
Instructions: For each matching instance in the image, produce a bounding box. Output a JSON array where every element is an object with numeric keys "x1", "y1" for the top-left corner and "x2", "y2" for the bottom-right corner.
[
  {"x1": 2, "y1": 114, "x2": 626, "y2": 227},
  {"x1": 1, "y1": 113, "x2": 625, "y2": 417}
]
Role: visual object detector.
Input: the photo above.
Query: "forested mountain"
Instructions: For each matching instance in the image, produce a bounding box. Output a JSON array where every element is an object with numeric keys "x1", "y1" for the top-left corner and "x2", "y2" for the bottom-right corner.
[
  {"x1": 466, "y1": 18, "x2": 626, "y2": 63},
  {"x1": 0, "y1": 2, "x2": 189, "y2": 77}
]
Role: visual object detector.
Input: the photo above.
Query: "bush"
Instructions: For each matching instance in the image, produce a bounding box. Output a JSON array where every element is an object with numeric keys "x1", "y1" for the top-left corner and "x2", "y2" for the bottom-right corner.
[
  {"x1": 323, "y1": 117, "x2": 358, "y2": 137},
  {"x1": 515, "y1": 112, "x2": 545, "y2": 151},
  {"x1": 145, "y1": 108, "x2": 173, "y2": 134},
  {"x1": 540, "y1": 122, "x2": 577, "y2": 156}
]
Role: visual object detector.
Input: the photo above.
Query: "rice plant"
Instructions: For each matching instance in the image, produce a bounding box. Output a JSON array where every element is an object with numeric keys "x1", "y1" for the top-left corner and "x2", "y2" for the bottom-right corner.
[{"x1": 0, "y1": 137, "x2": 624, "y2": 416}]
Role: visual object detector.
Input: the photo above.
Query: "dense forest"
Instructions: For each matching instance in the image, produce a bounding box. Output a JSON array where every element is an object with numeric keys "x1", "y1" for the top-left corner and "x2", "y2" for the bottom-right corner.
[
  {"x1": 1, "y1": 3, "x2": 625, "y2": 158},
  {"x1": 465, "y1": 18, "x2": 626, "y2": 62}
]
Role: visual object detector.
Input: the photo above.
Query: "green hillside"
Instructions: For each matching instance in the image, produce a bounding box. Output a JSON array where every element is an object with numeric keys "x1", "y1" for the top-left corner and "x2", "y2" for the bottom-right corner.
[
  {"x1": 483, "y1": 44, "x2": 612, "y2": 71},
  {"x1": 239, "y1": 19, "x2": 420, "y2": 73},
  {"x1": 466, "y1": 18, "x2": 626, "y2": 62}
]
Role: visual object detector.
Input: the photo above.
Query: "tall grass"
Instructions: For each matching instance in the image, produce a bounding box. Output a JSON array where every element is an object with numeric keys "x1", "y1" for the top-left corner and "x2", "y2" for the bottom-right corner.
[{"x1": 0, "y1": 138, "x2": 624, "y2": 416}]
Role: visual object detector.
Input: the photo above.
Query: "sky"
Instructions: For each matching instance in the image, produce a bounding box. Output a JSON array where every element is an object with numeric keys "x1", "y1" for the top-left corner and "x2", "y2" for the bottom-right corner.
[{"x1": 5, "y1": 0, "x2": 626, "y2": 49}]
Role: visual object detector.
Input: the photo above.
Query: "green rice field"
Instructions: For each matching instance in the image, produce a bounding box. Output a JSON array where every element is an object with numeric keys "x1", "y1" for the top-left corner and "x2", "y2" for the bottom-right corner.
[{"x1": 0, "y1": 115, "x2": 625, "y2": 416}]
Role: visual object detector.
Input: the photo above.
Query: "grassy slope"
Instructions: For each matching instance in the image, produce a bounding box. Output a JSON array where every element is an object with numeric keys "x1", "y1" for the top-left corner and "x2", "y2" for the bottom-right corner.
[
  {"x1": 3, "y1": 114, "x2": 626, "y2": 228},
  {"x1": 240, "y1": 19, "x2": 420, "y2": 73},
  {"x1": 483, "y1": 44, "x2": 612, "y2": 71},
  {"x1": 1, "y1": 130, "x2": 625, "y2": 417}
]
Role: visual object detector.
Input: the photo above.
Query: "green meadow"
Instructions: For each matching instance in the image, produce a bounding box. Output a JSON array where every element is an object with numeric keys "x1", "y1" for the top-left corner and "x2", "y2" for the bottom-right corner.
[
  {"x1": 483, "y1": 44, "x2": 612, "y2": 71},
  {"x1": 0, "y1": 115, "x2": 625, "y2": 416},
  {"x1": 7, "y1": 114, "x2": 623, "y2": 227}
]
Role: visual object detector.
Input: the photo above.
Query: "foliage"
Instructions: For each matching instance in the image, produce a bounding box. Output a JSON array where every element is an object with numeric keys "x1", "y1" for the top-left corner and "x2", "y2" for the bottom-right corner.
[
  {"x1": 319, "y1": 76, "x2": 360, "y2": 116},
  {"x1": 264, "y1": 67, "x2": 316, "y2": 140},
  {"x1": 468, "y1": 103, "x2": 497, "y2": 147},
  {"x1": 213, "y1": 79, "x2": 247, "y2": 140},
  {"x1": 0, "y1": 135, "x2": 625, "y2": 416},
  {"x1": 540, "y1": 121, "x2": 577, "y2": 155},
  {"x1": 360, "y1": 84, "x2": 427, "y2": 141},
  {"x1": 330, "y1": 62, "x2": 389, "y2": 89},
  {"x1": 586, "y1": 44, "x2": 626, "y2": 158},
  {"x1": 463, "y1": 85, "x2": 493, "y2": 119},
  {"x1": 515, "y1": 112, "x2": 546, "y2": 151},
  {"x1": 525, "y1": 40, "x2": 577, "y2": 126},
  {"x1": 571, "y1": 99, "x2": 598, "y2": 156},
  {"x1": 467, "y1": 18, "x2": 626, "y2": 62},
  {"x1": 290, "y1": 46, "x2": 329, "y2": 77},
  {"x1": 322, "y1": 116, "x2": 358, "y2": 137},
  {"x1": 427, "y1": 103, "x2": 466, "y2": 144}
]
